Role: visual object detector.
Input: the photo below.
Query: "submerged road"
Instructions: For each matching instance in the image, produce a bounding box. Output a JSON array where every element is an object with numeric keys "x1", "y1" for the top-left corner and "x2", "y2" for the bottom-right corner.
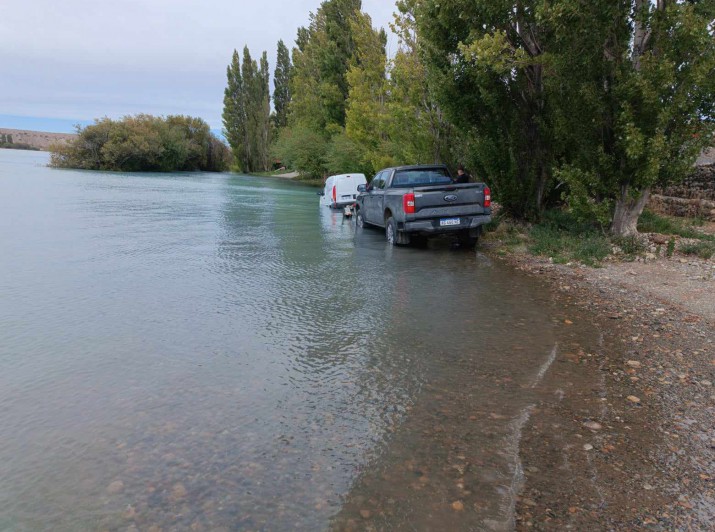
[{"x1": 0, "y1": 150, "x2": 602, "y2": 530}]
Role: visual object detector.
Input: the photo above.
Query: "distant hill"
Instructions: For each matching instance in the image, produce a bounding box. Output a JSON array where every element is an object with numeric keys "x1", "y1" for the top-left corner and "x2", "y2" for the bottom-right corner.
[{"x1": 0, "y1": 128, "x2": 76, "y2": 151}]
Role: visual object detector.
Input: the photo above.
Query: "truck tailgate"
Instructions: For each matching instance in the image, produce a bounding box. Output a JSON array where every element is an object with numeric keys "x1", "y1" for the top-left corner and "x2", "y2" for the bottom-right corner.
[{"x1": 412, "y1": 184, "x2": 488, "y2": 218}]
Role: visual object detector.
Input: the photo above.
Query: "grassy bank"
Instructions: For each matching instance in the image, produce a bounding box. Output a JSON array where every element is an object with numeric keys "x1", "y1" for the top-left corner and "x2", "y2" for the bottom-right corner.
[{"x1": 484, "y1": 209, "x2": 714, "y2": 266}]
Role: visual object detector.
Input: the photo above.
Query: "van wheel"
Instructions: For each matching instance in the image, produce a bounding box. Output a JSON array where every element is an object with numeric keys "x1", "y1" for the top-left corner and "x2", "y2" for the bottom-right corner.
[
  {"x1": 356, "y1": 210, "x2": 365, "y2": 228},
  {"x1": 386, "y1": 217, "x2": 409, "y2": 246}
]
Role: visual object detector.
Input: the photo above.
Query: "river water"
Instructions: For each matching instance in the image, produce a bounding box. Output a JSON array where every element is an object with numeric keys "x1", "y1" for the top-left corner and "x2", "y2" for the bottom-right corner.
[{"x1": 0, "y1": 149, "x2": 601, "y2": 531}]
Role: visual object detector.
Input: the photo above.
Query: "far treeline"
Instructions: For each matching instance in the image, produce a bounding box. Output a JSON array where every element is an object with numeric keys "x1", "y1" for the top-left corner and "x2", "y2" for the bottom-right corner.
[
  {"x1": 49, "y1": 115, "x2": 230, "y2": 172},
  {"x1": 224, "y1": 0, "x2": 714, "y2": 236}
]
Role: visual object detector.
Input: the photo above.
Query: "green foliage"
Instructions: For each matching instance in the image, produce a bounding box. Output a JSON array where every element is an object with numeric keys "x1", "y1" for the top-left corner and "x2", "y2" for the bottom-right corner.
[
  {"x1": 49, "y1": 115, "x2": 229, "y2": 172},
  {"x1": 223, "y1": 50, "x2": 245, "y2": 167},
  {"x1": 528, "y1": 225, "x2": 611, "y2": 266},
  {"x1": 411, "y1": 0, "x2": 555, "y2": 219},
  {"x1": 527, "y1": 210, "x2": 612, "y2": 266},
  {"x1": 547, "y1": 0, "x2": 715, "y2": 235},
  {"x1": 273, "y1": 40, "x2": 292, "y2": 129},
  {"x1": 409, "y1": 0, "x2": 714, "y2": 231},
  {"x1": 222, "y1": 46, "x2": 272, "y2": 172},
  {"x1": 612, "y1": 236, "x2": 647, "y2": 258},
  {"x1": 638, "y1": 210, "x2": 715, "y2": 242},
  {"x1": 272, "y1": 126, "x2": 329, "y2": 178},
  {"x1": 679, "y1": 241, "x2": 715, "y2": 260},
  {"x1": 344, "y1": 11, "x2": 389, "y2": 175},
  {"x1": 385, "y1": 2, "x2": 455, "y2": 167},
  {"x1": 290, "y1": 0, "x2": 362, "y2": 131},
  {"x1": 325, "y1": 131, "x2": 372, "y2": 175},
  {"x1": 555, "y1": 166, "x2": 612, "y2": 227},
  {"x1": 667, "y1": 237, "x2": 676, "y2": 258}
]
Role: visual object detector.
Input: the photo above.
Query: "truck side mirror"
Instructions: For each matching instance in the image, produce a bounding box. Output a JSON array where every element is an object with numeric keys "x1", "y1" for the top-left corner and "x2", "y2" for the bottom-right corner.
[{"x1": 357, "y1": 184, "x2": 366, "y2": 193}]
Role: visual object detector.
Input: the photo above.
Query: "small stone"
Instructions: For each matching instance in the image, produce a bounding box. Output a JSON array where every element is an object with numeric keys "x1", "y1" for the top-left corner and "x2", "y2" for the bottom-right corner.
[
  {"x1": 626, "y1": 360, "x2": 642, "y2": 368},
  {"x1": 583, "y1": 421, "x2": 602, "y2": 431},
  {"x1": 564, "y1": 319, "x2": 573, "y2": 325},
  {"x1": 627, "y1": 395, "x2": 641, "y2": 403},
  {"x1": 107, "y1": 480, "x2": 125, "y2": 494},
  {"x1": 359, "y1": 509, "x2": 371, "y2": 519},
  {"x1": 452, "y1": 501, "x2": 465, "y2": 511},
  {"x1": 171, "y1": 483, "x2": 187, "y2": 501},
  {"x1": 583, "y1": 444, "x2": 594, "y2": 451},
  {"x1": 644, "y1": 483, "x2": 654, "y2": 490},
  {"x1": 123, "y1": 505, "x2": 136, "y2": 519},
  {"x1": 700, "y1": 380, "x2": 712, "y2": 387}
]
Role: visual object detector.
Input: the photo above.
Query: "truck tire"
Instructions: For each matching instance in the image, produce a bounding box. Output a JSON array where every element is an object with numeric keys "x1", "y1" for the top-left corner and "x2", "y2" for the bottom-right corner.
[
  {"x1": 386, "y1": 217, "x2": 409, "y2": 246},
  {"x1": 458, "y1": 231, "x2": 479, "y2": 249},
  {"x1": 356, "y1": 209, "x2": 365, "y2": 228}
]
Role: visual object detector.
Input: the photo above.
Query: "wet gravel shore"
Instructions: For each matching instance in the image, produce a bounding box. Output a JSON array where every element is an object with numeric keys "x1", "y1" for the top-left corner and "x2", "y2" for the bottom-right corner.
[{"x1": 490, "y1": 251, "x2": 715, "y2": 530}]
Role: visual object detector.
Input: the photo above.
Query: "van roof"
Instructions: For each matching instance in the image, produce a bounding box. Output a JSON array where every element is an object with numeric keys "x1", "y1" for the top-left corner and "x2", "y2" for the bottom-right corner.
[{"x1": 330, "y1": 173, "x2": 366, "y2": 178}]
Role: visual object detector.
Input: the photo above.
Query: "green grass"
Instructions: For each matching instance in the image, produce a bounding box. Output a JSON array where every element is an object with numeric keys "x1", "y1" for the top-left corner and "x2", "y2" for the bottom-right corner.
[
  {"x1": 528, "y1": 224, "x2": 611, "y2": 266},
  {"x1": 638, "y1": 210, "x2": 714, "y2": 242},
  {"x1": 490, "y1": 208, "x2": 715, "y2": 266},
  {"x1": 679, "y1": 241, "x2": 715, "y2": 260}
]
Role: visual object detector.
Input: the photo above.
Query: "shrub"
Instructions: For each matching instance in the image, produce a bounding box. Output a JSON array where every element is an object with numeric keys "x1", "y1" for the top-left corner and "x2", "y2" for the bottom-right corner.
[
  {"x1": 49, "y1": 115, "x2": 229, "y2": 172},
  {"x1": 680, "y1": 242, "x2": 715, "y2": 260}
]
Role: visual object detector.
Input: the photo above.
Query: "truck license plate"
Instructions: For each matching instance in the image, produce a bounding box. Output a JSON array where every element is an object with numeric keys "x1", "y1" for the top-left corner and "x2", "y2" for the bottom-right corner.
[{"x1": 440, "y1": 218, "x2": 461, "y2": 226}]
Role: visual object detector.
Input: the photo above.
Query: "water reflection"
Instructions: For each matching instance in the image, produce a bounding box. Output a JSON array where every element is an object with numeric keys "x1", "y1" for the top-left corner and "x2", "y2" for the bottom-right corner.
[{"x1": 0, "y1": 151, "x2": 601, "y2": 531}]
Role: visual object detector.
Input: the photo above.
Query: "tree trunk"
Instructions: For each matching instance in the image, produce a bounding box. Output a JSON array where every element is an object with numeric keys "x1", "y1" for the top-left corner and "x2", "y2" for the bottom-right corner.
[{"x1": 611, "y1": 184, "x2": 651, "y2": 236}]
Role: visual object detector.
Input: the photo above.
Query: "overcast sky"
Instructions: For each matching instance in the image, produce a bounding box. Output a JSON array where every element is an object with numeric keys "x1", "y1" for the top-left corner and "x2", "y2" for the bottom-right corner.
[{"x1": 0, "y1": 0, "x2": 398, "y2": 133}]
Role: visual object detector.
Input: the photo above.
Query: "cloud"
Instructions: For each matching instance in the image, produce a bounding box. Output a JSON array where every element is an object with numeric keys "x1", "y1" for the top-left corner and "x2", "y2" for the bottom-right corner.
[{"x1": 0, "y1": 0, "x2": 398, "y2": 130}]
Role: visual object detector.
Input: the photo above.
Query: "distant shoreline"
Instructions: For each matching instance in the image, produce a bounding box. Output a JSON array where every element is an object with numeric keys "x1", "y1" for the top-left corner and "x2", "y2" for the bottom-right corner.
[{"x1": 0, "y1": 127, "x2": 76, "y2": 151}]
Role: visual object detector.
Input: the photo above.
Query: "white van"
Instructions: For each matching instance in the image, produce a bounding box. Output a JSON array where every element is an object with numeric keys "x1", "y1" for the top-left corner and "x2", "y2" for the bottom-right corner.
[{"x1": 319, "y1": 173, "x2": 367, "y2": 208}]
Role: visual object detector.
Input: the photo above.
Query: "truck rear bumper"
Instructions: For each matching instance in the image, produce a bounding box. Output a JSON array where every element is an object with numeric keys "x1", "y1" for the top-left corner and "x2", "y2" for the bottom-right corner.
[{"x1": 401, "y1": 214, "x2": 492, "y2": 234}]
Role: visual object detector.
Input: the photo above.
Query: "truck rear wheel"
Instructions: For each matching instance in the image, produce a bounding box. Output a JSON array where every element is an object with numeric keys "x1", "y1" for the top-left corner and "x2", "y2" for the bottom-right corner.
[
  {"x1": 458, "y1": 231, "x2": 479, "y2": 249},
  {"x1": 386, "y1": 217, "x2": 409, "y2": 246}
]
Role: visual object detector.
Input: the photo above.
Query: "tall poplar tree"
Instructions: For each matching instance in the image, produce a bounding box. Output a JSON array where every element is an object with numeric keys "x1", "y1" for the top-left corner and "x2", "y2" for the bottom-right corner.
[
  {"x1": 258, "y1": 52, "x2": 272, "y2": 171},
  {"x1": 241, "y1": 46, "x2": 258, "y2": 172},
  {"x1": 550, "y1": 0, "x2": 715, "y2": 235},
  {"x1": 274, "y1": 40, "x2": 292, "y2": 129},
  {"x1": 223, "y1": 46, "x2": 272, "y2": 173},
  {"x1": 411, "y1": 0, "x2": 553, "y2": 219},
  {"x1": 290, "y1": 0, "x2": 362, "y2": 131},
  {"x1": 222, "y1": 50, "x2": 246, "y2": 170},
  {"x1": 344, "y1": 12, "x2": 389, "y2": 172}
]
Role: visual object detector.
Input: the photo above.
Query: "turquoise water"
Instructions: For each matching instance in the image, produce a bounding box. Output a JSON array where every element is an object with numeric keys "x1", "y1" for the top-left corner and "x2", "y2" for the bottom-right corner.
[{"x1": 0, "y1": 149, "x2": 598, "y2": 530}]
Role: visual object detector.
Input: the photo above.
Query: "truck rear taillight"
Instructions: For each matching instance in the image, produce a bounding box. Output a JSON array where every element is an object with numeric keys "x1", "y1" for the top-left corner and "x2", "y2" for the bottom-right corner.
[
  {"x1": 332, "y1": 185, "x2": 337, "y2": 203},
  {"x1": 484, "y1": 187, "x2": 491, "y2": 208},
  {"x1": 403, "y1": 193, "x2": 415, "y2": 214}
]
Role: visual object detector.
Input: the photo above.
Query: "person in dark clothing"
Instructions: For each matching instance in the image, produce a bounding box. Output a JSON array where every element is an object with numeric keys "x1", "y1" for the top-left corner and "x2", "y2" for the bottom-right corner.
[{"x1": 453, "y1": 164, "x2": 471, "y2": 184}]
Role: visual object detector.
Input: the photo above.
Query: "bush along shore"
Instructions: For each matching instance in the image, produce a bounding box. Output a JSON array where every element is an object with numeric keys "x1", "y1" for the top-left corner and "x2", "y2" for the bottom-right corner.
[
  {"x1": 484, "y1": 208, "x2": 715, "y2": 266},
  {"x1": 49, "y1": 115, "x2": 230, "y2": 172}
]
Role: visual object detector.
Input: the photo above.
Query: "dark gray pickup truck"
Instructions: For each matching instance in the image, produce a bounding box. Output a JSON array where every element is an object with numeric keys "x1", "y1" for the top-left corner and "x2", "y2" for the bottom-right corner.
[{"x1": 355, "y1": 165, "x2": 492, "y2": 247}]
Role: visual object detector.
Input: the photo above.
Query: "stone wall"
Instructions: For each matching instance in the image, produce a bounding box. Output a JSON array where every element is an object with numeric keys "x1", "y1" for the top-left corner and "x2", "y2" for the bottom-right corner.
[{"x1": 651, "y1": 161, "x2": 715, "y2": 221}]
